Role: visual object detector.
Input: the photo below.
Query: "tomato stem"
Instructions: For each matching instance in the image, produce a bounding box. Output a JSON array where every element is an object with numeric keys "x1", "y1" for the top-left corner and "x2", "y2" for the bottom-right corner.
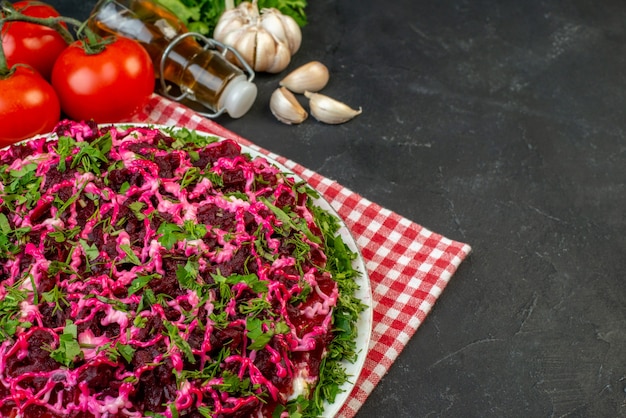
[
  {"x1": 0, "y1": 15, "x2": 76, "y2": 44},
  {"x1": 0, "y1": 31, "x2": 8, "y2": 77},
  {"x1": 0, "y1": 2, "x2": 115, "y2": 59},
  {"x1": 75, "y1": 19, "x2": 114, "y2": 55},
  {"x1": 0, "y1": 2, "x2": 77, "y2": 45}
]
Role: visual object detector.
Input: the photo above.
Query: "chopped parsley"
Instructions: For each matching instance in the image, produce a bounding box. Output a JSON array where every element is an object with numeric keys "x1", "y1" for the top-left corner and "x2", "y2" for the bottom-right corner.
[{"x1": 48, "y1": 320, "x2": 82, "y2": 368}]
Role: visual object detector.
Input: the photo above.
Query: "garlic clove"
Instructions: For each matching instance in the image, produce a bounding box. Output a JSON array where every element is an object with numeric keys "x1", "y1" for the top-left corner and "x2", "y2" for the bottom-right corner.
[
  {"x1": 253, "y1": 30, "x2": 276, "y2": 72},
  {"x1": 280, "y1": 61, "x2": 330, "y2": 94},
  {"x1": 270, "y1": 87, "x2": 308, "y2": 124},
  {"x1": 279, "y1": 14, "x2": 302, "y2": 54},
  {"x1": 304, "y1": 91, "x2": 362, "y2": 124},
  {"x1": 260, "y1": 8, "x2": 301, "y2": 54},
  {"x1": 228, "y1": 28, "x2": 256, "y2": 69},
  {"x1": 213, "y1": 13, "x2": 244, "y2": 39},
  {"x1": 254, "y1": 30, "x2": 291, "y2": 73},
  {"x1": 268, "y1": 40, "x2": 292, "y2": 73},
  {"x1": 234, "y1": 1, "x2": 259, "y2": 20},
  {"x1": 260, "y1": 11, "x2": 288, "y2": 43}
]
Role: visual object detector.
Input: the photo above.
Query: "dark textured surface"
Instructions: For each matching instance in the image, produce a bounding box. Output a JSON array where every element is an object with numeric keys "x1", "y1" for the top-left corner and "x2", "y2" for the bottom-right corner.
[{"x1": 41, "y1": 0, "x2": 626, "y2": 416}]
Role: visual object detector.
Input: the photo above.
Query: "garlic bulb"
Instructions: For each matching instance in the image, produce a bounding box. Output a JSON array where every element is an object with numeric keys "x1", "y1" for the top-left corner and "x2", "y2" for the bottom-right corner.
[
  {"x1": 304, "y1": 91, "x2": 362, "y2": 124},
  {"x1": 280, "y1": 61, "x2": 330, "y2": 94},
  {"x1": 270, "y1": 87, "x2": 308, "y2": 124},
  {"x1": 214, "y1": 0, "x2": 302, "y2": 73}
]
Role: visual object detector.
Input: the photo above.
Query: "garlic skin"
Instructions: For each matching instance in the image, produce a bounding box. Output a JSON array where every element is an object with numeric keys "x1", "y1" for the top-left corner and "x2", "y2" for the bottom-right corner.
[
  {"x1": 280, "y1": 61, "x2": 330, "y2": 94},
  {"x1": 270, "y1": 87, "x2": 308, "y2": 125},
  {"x1": 214, "y1": 1, "x2": 302, "y2": 73},
  {"x1": 304, "y1": 91, "x2": 362, "y2": 124}
]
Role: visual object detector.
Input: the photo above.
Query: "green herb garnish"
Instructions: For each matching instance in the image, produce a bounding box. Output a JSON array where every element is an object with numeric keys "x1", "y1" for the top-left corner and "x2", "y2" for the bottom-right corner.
[
  {"x1": 128, "y1": 273, "x2": 160, "y2": 296},
  {"x1": 42, "y1": 285, "x2": 69, "y2": 315},
  {"x1": 0, "y1": 280, "x2": 31, "y2": 342},
  {"x1": 163, "y1": 320, "x2": 196, "y2": 364},
  {"x1": 48, "y1": 320, "x2": 82, "y2": 368}
]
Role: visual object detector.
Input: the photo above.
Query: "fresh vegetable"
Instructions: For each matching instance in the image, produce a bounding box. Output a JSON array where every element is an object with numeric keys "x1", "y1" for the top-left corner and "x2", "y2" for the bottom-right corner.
[
  {"x1": 269, "y1": 86, "x2": 308, "y2": 124},
  {"x1": 1, "y1": 1, "x2": 69, "y2": 80},
  {"x1": 0, "y1": 3, "x2": 155, "y2": 144},
  {"x1": 304, "y1": 91, "x2": 363, "y2": 125},
  {"x1": 0, "y1": 1, "x2": 62, "y2": 145},
  {"x1": 213, "y1": 0, "x2": 301, "y2": 73},
  {"x1": 153, "y1": 0, "x2": 307, "y2": 36},
  {"x1": 51, "y1": 36, "x2": 155, "y2": 122},
  {"x1": 279, "y1": 60, "x2": 329, "y2": 94},
  {"x1": 0, "y1": 65, "x2": 60, "y2": 146}
]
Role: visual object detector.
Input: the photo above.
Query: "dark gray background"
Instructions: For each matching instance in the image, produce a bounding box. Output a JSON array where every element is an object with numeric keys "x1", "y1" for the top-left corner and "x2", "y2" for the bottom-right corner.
[{"x1": 40, "y1": 0, "x2": 626, "y2": 416}]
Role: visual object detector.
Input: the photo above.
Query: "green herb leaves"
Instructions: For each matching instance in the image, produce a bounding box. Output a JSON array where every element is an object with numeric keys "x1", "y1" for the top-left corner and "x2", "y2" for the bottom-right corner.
[
  {"x1": 306, "y1": 199, "x2": 368, "y2": 415},
  {"x1": 48, "y1": 320, "x2": 82, "y2": 368},
  {"x1": 56, "y1": 132, "x2": 113, "y2": 175},
  {"x1": 176, "y1": 259, "x2": 201, "y2": 291},
  {"x1": 94, "y1": 340, "x2": 138, "y2": 364},
  {"x1": 0, "y1": 280, "x2": 31, "y2": 342},
  {"x1": 167, "y1": 127, "x2": 219, "y2": 150},
  {"x1": 0, "y1": 161, "x2": 42, "y2": 212},
  {"x1": 157, "y1": 221, "x2": 208, "y2": 250},
  {"x1": 246, "y1": 317, "x2": 289, "y2": 350},
  {"x1": 128, "y1": 273, "x2": 159, "y2": 296},
  {"x1": 0, "y1": 213, "x2": 30, "y2": 259},
  {"x1": 42, "y1": 285, "x2": 69, "y2": 315},
  {"x1": 261, "y1": 196, "x2": 321, "y2": 244},
  {"x1": 164, "y1": 320, "x2": 196, "y2": 364}
]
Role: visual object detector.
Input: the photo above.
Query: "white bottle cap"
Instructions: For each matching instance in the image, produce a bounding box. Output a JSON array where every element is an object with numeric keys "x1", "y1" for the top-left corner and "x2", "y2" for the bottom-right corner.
[{"x1": 219, "y1": 75, "x2": 257, "y2": 118}]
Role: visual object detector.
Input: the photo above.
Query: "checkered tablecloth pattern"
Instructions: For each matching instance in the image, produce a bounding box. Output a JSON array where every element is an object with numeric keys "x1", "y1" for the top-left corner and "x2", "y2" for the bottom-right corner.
[{"x1": 134, "y1": 94, "x2": 472, "y2": 417}]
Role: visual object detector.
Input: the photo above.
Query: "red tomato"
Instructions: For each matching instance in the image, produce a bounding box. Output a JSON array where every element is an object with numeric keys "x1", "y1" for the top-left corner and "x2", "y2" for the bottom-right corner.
[
  {"x1": 0, "y1": 66, "x2": 61, "y2": 147},
  {"x1": 51, "y1": 36, "x2": 155, "y2": 123},
  {"x1": 1, "y1": 1, "x2": 68, "y2": 80}
]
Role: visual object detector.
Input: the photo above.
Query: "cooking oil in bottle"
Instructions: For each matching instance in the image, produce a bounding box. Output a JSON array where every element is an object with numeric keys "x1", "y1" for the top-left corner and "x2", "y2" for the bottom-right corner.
[{"x1": 88, "y1": 0, "x2": 257, "y2": 118}]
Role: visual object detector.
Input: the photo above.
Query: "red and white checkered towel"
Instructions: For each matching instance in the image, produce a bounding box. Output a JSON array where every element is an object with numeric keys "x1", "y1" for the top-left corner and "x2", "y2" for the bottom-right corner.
[{"x1": 134, "y1": 95, "x2": 472, "y2": 417}]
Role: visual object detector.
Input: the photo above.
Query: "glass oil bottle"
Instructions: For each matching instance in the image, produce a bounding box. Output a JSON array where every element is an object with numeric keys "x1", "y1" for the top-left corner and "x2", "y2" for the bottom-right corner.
[{"x1": 88, "y1": 0, "x2": 257, "y2": 118}]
